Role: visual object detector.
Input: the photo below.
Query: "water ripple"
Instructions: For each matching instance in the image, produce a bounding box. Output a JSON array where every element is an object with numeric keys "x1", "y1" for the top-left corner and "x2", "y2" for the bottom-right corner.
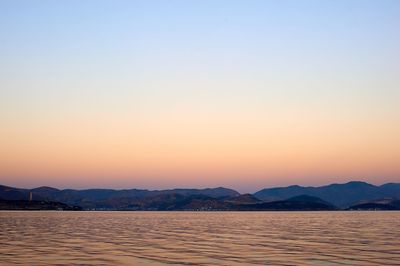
[{"x1": 0, "y1": 211, "x2": 399, "y2": 265}]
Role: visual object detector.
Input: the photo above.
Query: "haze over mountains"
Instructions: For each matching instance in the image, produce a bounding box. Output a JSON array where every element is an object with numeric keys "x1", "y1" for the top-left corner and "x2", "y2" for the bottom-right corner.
[{"x1": 1, "y1": 181, "x2": 399, "y2": 211}]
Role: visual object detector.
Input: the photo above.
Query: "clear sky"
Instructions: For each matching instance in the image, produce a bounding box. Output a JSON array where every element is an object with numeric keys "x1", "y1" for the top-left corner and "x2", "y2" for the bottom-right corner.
[{"x1": 0, "y1": 0, "x2": 399, "y2": 192}]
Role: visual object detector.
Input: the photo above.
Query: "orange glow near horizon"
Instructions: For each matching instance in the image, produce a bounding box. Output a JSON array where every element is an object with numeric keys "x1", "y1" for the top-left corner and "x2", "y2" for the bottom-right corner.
[{"x1": 1, "y1": 107, "x2": 399, "y2": 192}]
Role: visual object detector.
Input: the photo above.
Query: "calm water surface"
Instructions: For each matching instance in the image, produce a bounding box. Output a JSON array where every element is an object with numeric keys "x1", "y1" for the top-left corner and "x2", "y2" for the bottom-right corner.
[{"x1": 1, "y1": 211, "x2": 399, "y2": 265}]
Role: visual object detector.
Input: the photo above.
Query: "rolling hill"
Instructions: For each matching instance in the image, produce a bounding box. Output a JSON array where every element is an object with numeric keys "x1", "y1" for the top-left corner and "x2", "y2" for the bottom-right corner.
[{"x1": 254, "y1": 181, "x2": 400, "y2": 208}]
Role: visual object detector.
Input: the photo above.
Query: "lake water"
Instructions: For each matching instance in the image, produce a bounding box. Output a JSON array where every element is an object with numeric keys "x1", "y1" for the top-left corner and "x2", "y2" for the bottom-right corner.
[{"x1": 0, "y1": 211, "x2": 399, "y2": 265}]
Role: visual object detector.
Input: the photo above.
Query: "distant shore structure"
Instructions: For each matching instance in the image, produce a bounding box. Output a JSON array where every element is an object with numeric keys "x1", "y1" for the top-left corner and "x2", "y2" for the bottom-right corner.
[{"x1": 29, "y1": 192, "x2": 33, "y2": 201}]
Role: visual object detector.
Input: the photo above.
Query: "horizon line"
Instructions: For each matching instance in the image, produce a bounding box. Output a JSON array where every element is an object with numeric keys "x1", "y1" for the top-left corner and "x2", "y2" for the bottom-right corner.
[{"x1": 2, "y1": 179, "x2": 399, "y2": 193}]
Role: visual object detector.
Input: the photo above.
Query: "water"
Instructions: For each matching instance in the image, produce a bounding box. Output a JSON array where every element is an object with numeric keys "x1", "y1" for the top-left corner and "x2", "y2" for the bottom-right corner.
[{"x1": 0, "y1": 211, "x2": 399, "y2": 265}]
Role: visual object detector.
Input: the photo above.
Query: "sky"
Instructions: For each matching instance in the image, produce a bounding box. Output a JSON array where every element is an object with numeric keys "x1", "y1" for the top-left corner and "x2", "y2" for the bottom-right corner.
[{"x1": 0, "y1": 0, "x2": 399, "y2": 192}]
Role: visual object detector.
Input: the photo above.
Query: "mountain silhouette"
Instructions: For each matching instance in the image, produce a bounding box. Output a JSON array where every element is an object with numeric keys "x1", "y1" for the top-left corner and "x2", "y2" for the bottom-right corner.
[
  {"x1": 254, "y1": 181, "x2": 400, "y2": 208},
  {"x1": 1, "y1": 181, "x2": 399, "y2": 210}
]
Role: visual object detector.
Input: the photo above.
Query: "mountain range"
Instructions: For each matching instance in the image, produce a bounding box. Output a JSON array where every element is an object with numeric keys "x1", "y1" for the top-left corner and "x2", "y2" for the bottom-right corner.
[
  {"x1": 254, "y1": 181, "x2": 400, "y2": 208},
  {"x1": 0, "y1": 181, "x2": 399, "y2": 211}
]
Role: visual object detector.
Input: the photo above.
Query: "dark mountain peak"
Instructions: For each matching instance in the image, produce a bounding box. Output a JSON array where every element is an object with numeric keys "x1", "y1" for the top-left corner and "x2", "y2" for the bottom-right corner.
[
  {"x1": 166, "y1": 187, "x2": 240, "y2": 198},
  {"x1": 266, "y1": 184, "x2": 304, "y2": 190},
  {"x1": 204, "y1": 187, "x2": 241, "y2": 197},
  {"x1": 204, "y1": 186, "x2": 240, "y2": 192},
  {"x1": 224, "y1": 194, "x2": 262, "y2": 204},
  {"x1": 324, "y1": 181, "x2": 374, "y2": 189},
  {"x1": 287, "y1": 185, "x2": 303, "y2": 189},
  {"x1": 342, "y1": 181, "x2": 374, "y2": 187},
  {"x1": 32, "y1": 186, "x2": 60, "y2": 192}
]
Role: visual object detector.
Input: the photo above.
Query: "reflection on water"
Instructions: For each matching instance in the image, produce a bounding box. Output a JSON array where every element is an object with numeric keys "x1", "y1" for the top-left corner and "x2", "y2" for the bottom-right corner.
[{"x1": 1, "y1": 211, "x2": 399, "y2": 265}]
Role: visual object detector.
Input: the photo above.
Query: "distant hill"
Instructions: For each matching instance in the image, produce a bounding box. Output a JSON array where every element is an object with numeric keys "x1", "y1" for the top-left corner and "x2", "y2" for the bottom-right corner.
[
  {"x1": 0, "y1": 185, "x2": 31, "y2": 200},
  {"x1": 347, "y1": 198, "x2": 400, "y2": 211},
  {"x1": 154, "y1": 194, "x2": 337, "y2": 211},
  {"x1": 234, "y1": 195, "x2": 337, "y2": 211},
  {"x1": 0, "y1": 185, "x2": 240, "y2": 210},
  {"x1": 285, "y1": 194, "x2": 334, "y2": 206},
  {"x1": 254, "y1": 181, "x2": 400, "y2": 208},
  {"x1": 223, "y1": 194, "x2": 262, "y2": 205},
  {"x1": 164, "y1": 195, "x2": 231, "y2": 211}
]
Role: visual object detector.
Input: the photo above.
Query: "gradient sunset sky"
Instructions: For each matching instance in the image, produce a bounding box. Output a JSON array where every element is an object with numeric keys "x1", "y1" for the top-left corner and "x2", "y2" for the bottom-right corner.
[{"x1": 1, "y1": 0, "x2": 399, "y2": 192}]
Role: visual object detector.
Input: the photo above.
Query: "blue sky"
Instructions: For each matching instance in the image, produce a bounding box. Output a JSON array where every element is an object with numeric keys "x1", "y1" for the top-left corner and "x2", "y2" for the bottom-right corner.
[{"x1": 0, "y1": 1, "x2": 399, "y2": 191}]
